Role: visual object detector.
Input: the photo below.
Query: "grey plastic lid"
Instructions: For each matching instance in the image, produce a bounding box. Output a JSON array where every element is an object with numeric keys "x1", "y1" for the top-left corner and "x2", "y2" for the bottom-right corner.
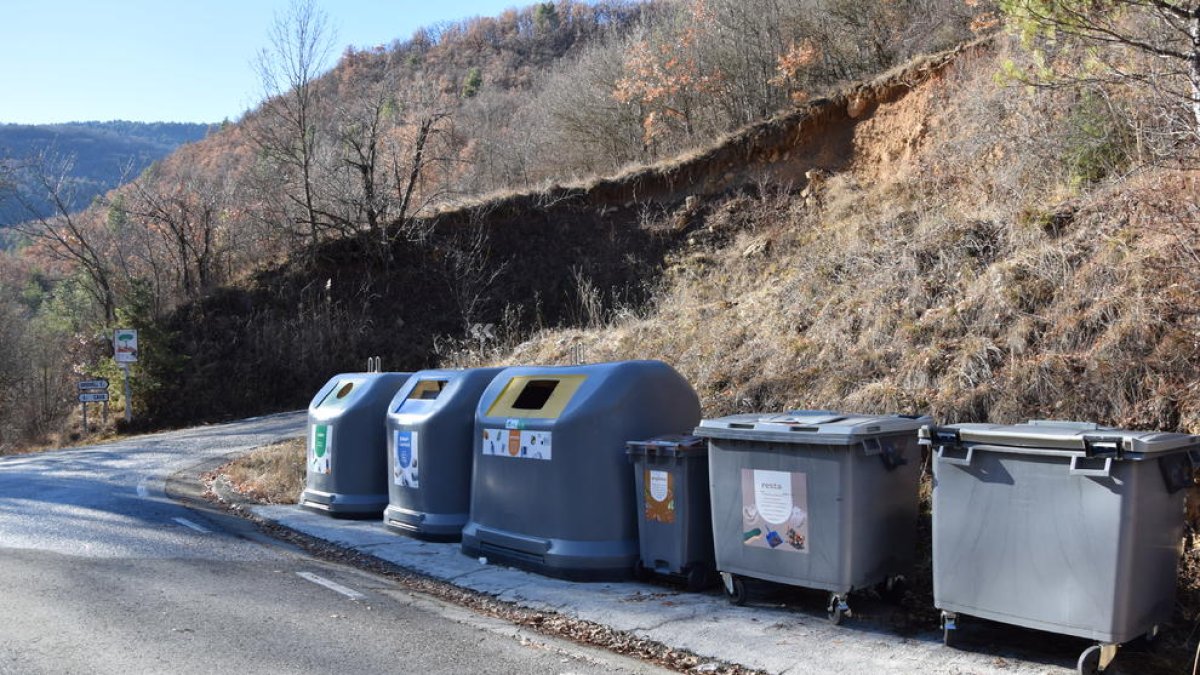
[
  {"x1": 928, "y1": 419, "x2": 1200, "y2": 459},
  {"x1": 694, "y1": 411, "x2": 932, "y2": 446},
  {"x1": 626, "y1": 435, "x2": 705, "y2": 457}
]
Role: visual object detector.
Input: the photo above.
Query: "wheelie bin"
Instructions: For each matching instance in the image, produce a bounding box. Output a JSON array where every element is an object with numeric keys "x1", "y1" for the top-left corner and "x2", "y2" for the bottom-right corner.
[
  {"x1": 627, "y1": 435, "x2": 715, "y2": 590},
  {"x1": 696, "y1": 410, "x2": 929, "y2": 623},
  {"x1": 921, "y1": 420, "x2": 1199, "y2": 674}
]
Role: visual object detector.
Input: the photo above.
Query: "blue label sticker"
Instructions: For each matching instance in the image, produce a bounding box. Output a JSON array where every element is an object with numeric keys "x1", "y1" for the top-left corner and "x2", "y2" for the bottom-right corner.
[{"x1": 396, "y1": 430, "x2": 414, "y2": 468}]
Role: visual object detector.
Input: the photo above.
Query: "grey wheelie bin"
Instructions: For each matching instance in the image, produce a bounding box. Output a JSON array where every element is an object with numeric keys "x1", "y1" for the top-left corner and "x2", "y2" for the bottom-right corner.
[
  {"x1": 627, "y1": 435, "x2": 715, "y2": 590},
  {"x1": 383, "y1": 367, "x2": 504, "y2": 540},
  {"x1": 921, "y1": 420, "x2": 1200, "y2": 675},
  {"x1": 299, "y1": 371, "x2": 412, "y2": 518},
  {"x1": 695, "y1": 411, "x2": 930, "y2": 623},
  {"x1": 460, "y1": 360, "x2": 701, "y2": 581}
]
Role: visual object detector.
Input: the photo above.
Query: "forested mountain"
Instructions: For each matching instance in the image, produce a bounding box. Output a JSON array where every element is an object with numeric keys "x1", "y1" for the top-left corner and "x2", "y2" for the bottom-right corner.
[{"x1": 0, "y1": 120, "x2": 212, "y2": 229}]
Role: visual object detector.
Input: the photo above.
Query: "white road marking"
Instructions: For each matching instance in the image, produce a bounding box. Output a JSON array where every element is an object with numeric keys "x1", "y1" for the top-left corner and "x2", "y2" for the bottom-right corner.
[
  {"x1": 172, "y1": 517, "x2": 210, "y2": 533},
  {"x1": 296, "y1": 572, "x2": 365, "y2": 600}
]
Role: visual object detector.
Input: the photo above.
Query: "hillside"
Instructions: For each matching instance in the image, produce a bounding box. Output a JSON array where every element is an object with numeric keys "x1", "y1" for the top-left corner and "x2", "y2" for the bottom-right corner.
[{"x1": 0, "y1": 121, "x2": 212, "y2": 229}]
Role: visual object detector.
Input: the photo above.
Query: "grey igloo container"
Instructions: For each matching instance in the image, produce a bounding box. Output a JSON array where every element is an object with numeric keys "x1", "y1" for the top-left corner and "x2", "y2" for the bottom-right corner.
[
  {"x1": 461, "y1": 360, "x2": 701, "y2": 581},
  {"x1": 383, "y1": 367, "x2": 504, "y2": 540},
  {"x1": 299, "y1": 371, "x2": 412, "y2": 517}
]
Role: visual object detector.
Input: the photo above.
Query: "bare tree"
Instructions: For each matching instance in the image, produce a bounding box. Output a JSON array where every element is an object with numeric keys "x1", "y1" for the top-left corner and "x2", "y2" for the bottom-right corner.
[
  {"x1": 252, "y1": 0, "x2": 335, "y2": 254},
  {"x1": 121, "y1": 166, "x2": 229, "y2": 305},
  {"x1": 1001, "y1": 0, "x2": 1200, "y2": 140},
  {"x1": 8, "y1": 150, "x2": 117, "y2": 322},
  {"x1": 323, "y1": 66, "x2": 453, "y2": 250},
  {"x1": 440, "y1": 211, "x2": 508, "y2": 333}
]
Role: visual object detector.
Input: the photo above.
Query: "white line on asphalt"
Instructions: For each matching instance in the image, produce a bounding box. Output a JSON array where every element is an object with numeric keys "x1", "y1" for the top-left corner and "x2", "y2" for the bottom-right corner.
[
  {"x1": 296, "y1": 572, "x2": 366, "y2": 600},
  {"x1": 173, "y1": 517, "x2": 211, "y2": 533}
]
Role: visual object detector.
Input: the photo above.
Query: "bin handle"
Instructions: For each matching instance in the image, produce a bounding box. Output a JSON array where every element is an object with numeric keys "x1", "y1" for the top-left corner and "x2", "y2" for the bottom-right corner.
[
  {"x1": 936, "y1": 445, "x2": 973, "y2": 467},
  {"x1": 1068, "y1": 455, "x2": 1112, "y2": 478},
  {"x1": 861, "y1": 438, "x2": 906, "y2": 471}
]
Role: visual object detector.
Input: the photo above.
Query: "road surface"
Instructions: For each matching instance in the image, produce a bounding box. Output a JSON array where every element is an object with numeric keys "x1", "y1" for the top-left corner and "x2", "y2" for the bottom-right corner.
[{"x1": 0, "y1": 413, "x2": 670, "y2": 675}]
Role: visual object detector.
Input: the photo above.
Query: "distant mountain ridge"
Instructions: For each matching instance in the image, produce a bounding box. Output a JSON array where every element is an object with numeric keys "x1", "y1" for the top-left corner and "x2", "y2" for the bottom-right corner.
[{"x1": 0, "y1": 120, "x2": 213, "y2": 229}]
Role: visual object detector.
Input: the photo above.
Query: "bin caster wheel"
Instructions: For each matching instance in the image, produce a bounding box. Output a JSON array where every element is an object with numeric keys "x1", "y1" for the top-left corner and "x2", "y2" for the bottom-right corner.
[
  {"x1": 632, "y1": 560, "x2": 651, "y2": 582},
  {"x1": 827, "y1": 594, "x2": 851, "y2": 625},
  {"x1": 882, "y1": 575, "x2": 907, "y2": 603},
  {"x1": 1077, "y1": 645, "x2": 1101, "y2": 675},
  {"x1": 725, "y1": 574, "x2": 748, "y2": 606},
  {"x1": 1077, "y1": 644, "x2": 1118, "y2": 675},
  {"x1": 685, "y1": 563, "x2": 712, "y2": 592},
  {"x1": 940, "y1": 611, "x2": 957, "y2": 647}
]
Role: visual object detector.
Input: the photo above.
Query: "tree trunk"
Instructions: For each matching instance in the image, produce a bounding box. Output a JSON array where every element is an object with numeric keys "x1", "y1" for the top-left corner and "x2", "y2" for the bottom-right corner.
[{"x1": 1191, "y1": 12, "x2": 1200, "y2": 139}]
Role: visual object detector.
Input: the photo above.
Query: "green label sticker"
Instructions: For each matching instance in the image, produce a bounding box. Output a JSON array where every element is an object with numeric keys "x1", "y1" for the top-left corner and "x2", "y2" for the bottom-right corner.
[{"x1": 311, "y1": 424, "x2": 331, "y2": 475}]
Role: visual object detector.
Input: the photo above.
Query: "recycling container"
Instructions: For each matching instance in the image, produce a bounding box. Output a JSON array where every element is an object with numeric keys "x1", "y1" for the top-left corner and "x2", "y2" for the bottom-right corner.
[
  {"x1": 922, "y1": 420, "x2": 1199, "y2": 674},
  {"x1": 461, "y1": 360, "x2": 701, "y2": 581},
  {"x1": 383, "y1": 367, "x2": 504, "y2": 540},
  {"x1": 696, "y1": 411, "x2": 930, "y2": 623},
  {"x1": 627, "y1": 435, "x2": 715, "y2": 590},
  {"x1": 299, "y1": 371, "x2": 412, "y2": 517}
]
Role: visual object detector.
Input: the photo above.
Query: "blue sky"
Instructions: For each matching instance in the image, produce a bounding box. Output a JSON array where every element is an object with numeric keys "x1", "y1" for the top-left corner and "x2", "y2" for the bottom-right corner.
[{"x1": 0, "y1": 0, "x2": 522, "y2": 125}]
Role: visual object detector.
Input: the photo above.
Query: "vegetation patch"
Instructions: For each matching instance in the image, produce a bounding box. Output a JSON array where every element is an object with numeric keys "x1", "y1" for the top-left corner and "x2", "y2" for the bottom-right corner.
[{"x1": 216, "y1": 437, "x2": 305, "y2": 505}]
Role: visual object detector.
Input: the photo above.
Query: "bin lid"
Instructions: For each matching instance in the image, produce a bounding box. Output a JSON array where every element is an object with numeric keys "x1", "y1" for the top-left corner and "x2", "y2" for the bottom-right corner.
[
  {"x1": 928, "y1": 420, "x2": 1200, "y2": 459},
  {"x1": 626, "y1": 435, "x2": 705, "y2": 457},
  {"x1": 694, "y1": 411, "x2": 932, "y2": 446}
]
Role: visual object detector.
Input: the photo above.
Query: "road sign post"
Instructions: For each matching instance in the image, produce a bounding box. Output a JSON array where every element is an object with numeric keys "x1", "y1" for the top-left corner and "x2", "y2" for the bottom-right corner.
[
  {"x1": 121, "y1": 364, "x2": 131, "y2": 423},
  {"x1": 77, "y1": 379, "x2": 110, "y2": 434},
  {"x1": 114, "y1": 329, "x2": 137, "y2": 424}
]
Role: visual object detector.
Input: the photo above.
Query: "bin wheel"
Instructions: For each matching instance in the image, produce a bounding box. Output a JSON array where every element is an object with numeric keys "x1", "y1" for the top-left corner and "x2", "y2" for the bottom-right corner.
[
  {"x1": 685, "y1": 563, "x2": 712, "y2": 592},
  {"x1": 827, "y1": 594, "x2": 850, "y2": 625},
  {"x1": 940, "y1": 611, "x2": 957, "y2": 647},
  {"x1": 882, "y1": 575, "x2": 907, "y2": 603},
  {"x1": 726, "y1": 575, "x2": 748, "y2": 606},
  {"x1": 828, "y1": 604, "x2": 847, "y2": 625},
  {"x1": 1077, "y1": 645, "x2": 1102, "y2": 675},
  {"x1": 632, "y1": 560, "x2": 651, "y2": 582}
]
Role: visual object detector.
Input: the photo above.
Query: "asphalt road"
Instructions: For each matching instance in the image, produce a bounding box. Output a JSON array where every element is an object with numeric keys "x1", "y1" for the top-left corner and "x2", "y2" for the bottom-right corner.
[{"x1": 0, "y1": 413, "x2": 669, "y2": 675}]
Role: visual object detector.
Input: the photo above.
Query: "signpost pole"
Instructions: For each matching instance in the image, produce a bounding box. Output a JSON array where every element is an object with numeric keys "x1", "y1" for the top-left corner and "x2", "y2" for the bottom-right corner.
[
  {"x1": 113, "y1": 329, "x2": 137, "y2": 424},
  {"x1": 122, "y1": 364, "x2": 132, "y2": 424},
  {"x1": 82, "y1": 401, "x2": 88, "y2": 433}
]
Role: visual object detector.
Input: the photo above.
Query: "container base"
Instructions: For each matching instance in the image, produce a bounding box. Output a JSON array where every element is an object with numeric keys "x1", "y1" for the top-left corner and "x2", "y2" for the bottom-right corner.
[{"x1": 299, "y1": 489, "x2": 386, "y2": 519}]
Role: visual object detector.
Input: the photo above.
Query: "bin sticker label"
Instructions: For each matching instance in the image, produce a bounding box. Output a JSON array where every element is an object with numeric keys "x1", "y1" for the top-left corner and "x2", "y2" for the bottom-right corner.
[
  {"x1": 741, "y1": 469, "x2": 807, "y2": 553},
  {"x1": 394, "y1": 430, "x2": 419, "y2": 487},
  {"x1": 645, "y1": 469, "x2": 675, "y2": 524},
  {"x1": 482, "y1": 428, "x2": 552, "y2": 460},
  {"x1": 310, "y1": 424, "x2": 332, "y2": 475}
]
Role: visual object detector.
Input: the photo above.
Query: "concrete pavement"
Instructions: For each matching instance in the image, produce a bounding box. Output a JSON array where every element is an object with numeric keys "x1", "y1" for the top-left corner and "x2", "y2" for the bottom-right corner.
[{"x1": 249, "y1": 504, "x2": 1093, "y2": 674}]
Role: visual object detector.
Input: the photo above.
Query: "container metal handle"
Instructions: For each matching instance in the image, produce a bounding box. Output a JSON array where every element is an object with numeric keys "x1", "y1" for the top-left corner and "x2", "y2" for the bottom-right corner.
[
  {"x1": 936, "y1": 445, "x2": 973, "y2": 467},
  {"x1": 1068, "y1": 455, "x2": 1113, "y2": 478}
]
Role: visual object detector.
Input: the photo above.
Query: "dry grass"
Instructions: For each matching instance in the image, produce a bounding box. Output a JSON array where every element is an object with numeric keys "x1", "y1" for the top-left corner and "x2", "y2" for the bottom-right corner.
[
  {"x1": 220, "y1": 437, "x2": 306, "y2": 504},
  {"x1": 497, "y1": 38, "x2": 1200, "y2": 432}
]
